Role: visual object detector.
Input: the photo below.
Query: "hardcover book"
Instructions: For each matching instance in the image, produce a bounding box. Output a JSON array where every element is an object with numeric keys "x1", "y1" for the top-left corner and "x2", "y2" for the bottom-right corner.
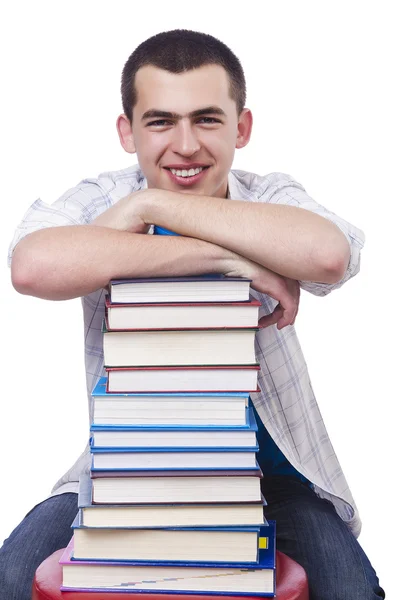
[
  {"x1": 105, "y1": 295, "x2": 261, "y2": 331},
  {"x1": 90, "y1": 472, "x2": 263, "y2": 504},
  {"x1": 102, "y1": 322, "x2": 258, "y2": 367},
  {"x1": 71, "y1": 516, "x2": 268, "y2": 563},
  {"x1": 77, "y1": 474, "x2": 266, "y2": 528},
  {"x1": 105, "y1": 365, "x2": 260, "y2": 393},
  {"x1": 90, "y1": 407, "x2": 258, "y2": 449},
  {"x1": 60, "y1": 522, "x2": 276, "y2": 595},
  {"x1": 90, "y1": 449, "x2": 259, "y2": 471},
  {"x1": 110, "y1": 275, "x2": 252, "y2": 304},
  {"x1": 91, "y1": 378, "x2": 250, "y2": 426}
]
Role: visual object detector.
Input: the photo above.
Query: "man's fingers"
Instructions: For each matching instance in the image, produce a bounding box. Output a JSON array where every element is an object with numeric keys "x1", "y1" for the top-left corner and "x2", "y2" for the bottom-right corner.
[
  {"x1": 258, "y1": 289, "x2": 299, "y2": 330},
  {"x1": 258, "y1": 305, "x2": 283, "y2": 329},
  {"x1": 275, "y1": 288, "x2": 298, "y2": 328}
]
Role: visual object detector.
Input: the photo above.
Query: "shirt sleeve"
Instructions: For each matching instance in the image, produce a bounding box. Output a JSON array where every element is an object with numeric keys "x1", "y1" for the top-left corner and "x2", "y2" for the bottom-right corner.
[
  {"x1": 257, "y1": 173, "x2": 365, "y2": 297},
  {"x1": 7, "y1": 180, "x2": 115, "y2": 268}
]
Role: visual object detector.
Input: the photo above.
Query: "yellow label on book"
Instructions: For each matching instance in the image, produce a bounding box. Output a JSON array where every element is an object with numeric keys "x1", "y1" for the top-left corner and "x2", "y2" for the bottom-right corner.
[{"x1": 258, "y1": 537, "x2": 268, "y2": 549}]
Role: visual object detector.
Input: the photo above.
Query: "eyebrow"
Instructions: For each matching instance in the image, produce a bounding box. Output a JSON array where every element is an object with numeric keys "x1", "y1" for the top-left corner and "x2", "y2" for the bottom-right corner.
[{"x1": 141, "y1": 106, "x2": 226, "y2": 121}]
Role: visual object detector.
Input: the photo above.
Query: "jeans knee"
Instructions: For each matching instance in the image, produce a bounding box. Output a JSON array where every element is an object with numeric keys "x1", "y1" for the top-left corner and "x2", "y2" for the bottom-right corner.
[
  {"x1": 307, "y1": 566, "x2": 385, "y2": 600},
  {"x1": 0, "y1": 557, "x2": 33, "y2": 600}
]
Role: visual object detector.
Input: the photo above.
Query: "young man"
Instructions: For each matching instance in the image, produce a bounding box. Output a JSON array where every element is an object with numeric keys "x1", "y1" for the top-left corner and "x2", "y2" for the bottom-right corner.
[{"x1": 2, "y1": 29, "x2": 384, "y2": 599}]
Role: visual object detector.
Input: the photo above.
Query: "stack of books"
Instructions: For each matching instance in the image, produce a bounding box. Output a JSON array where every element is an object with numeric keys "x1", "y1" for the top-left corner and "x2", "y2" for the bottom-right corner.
[{"x1": 60, "y1": 274, "x2": 276, "y2": 596}]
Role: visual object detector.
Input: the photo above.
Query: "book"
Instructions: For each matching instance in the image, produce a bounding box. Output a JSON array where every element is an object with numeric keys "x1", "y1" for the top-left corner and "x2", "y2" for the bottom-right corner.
[
  {"x1": 110, "y1": 275, "x2": 252, "y2": 304},
  {"x1": 60, "y1": 523, "x2": 276, "y2": 595},
  {"x1": 90, "y1": 407, "x2": 258, "y2": 449},
  {"x1": 78, "y1": 474, "x2": 266, "y2": 528},
  {"x1": 90, "y1": 468, "x2": 263, "y2": 479},
  {"x1": 90, "y1": 449, "x2": 259, "y2": 471},
  {"x1": 103, "y1": 323, "x2": 258, "y2": 367},
  {"x1": 71, "y1": 518, "x2": 267, "y2": 563},
  {"x1": 91, "y1": 378, "x2": 249, "y2": 426},
  {"x1": 105, "y1": 295, "x2": 261, "y2": 331},
  {"x1": 106, "y1": 365, "x2": 260, "y2": 393},
  {"x1": 90, "y1": 472, "x2": 263, "y2": 504}
]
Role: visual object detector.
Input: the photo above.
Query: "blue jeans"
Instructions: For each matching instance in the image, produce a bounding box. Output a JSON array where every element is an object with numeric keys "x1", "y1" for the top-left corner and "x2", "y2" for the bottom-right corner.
[
  {"x1": 0, "y1": 480, "x2": 385, "y2": 600},
  {"x1": 0, "y1": 493, "x2": 78, "y2": 600},
  {"x1": 262, "y1": 476, "x2": 385, "y2": 599}
]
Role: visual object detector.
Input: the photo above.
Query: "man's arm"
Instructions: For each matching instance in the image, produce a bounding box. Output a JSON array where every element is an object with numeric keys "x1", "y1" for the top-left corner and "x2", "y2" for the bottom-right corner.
[
  {"x1": 11, "y1": 216, "x2": 299, "y2": 329},
  {"x1": 127, "y1": 189, "x2": 351, "y2": 285},
  {"x1": 11, "y1": 225, "x2": 235, "y2": 301}
]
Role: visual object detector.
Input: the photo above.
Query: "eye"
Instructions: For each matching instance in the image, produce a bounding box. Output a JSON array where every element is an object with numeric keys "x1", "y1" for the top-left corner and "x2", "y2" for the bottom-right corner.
[
  {"x1": 198, "y1": 117, "x2": 222, "y2": 124},
  {"x1": 146, "y1": 120, "x2": 173, "y2": 127}
]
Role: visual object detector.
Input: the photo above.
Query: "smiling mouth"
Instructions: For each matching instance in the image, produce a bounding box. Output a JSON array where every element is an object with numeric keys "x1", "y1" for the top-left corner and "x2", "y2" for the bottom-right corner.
[{"x1": 164, "y1": 166, "x2": 210, "y2": 178}]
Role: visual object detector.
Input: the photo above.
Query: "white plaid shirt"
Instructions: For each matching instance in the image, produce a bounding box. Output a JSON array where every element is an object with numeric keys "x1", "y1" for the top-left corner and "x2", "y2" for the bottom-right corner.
[{"x1": 7, "y1": 165, "x2": 365, "y2": 536}]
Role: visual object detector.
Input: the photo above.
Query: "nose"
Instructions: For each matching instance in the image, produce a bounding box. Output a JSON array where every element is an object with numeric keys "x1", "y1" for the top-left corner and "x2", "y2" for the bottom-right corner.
[{"x1": 171, "y1": 119, "x2": 200, "y2": 157}]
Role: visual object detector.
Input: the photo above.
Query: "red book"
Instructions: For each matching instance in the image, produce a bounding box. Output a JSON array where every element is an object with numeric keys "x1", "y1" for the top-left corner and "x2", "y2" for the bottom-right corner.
[
  {"x1": 106, "y1": 365, "x2": 260, "y2": 393},
  {"x1": 105, "y1": 294, "x2": 261, "y2": 331}
]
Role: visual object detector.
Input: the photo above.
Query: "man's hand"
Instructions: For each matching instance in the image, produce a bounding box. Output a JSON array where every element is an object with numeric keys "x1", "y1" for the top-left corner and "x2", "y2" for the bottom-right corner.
[
  {"x1": 92, "y1": 190, "x2": 300, "y2": 329},
  {"x1": 225, "y1": 256, "x2": 300, "y2": 330},
  {"x1": 92, "y1": 191, "x2": 149, "y2": 233}
]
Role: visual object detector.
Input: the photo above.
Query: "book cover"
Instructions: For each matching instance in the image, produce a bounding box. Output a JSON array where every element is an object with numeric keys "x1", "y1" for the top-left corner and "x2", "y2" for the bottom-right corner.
[
  {"x1": 105, "y1": 295, "x2": 261, "y2": 331},
  {"x1": 77, "y1": 474, "x2": 267, "y2": 528},
  {"x1": 62, "y1": 522, "x2": 275, "y2": 568},
  {"x1": 90, "y1": 451, "x2": 260, "y2": 472},
  {"x1": 79, "y1": 473, "x2": 267, "y2": 507},
  {"x1": 70, "y1": 519, "x2": 270, "y2": 564},
  {"x1": 92, "y1": 377, "x2": 251, "y2": 400},
  {"x1": 105, "y1": 365, "x2": 260, "y2": 394},
  {"x1": 89, "y1": 467, "x2": 263, "y2": 479},
  {"x1": 109, "y1": 276, "x2": 252, "y2": 304},
  {"x1": 105, "y1": 295, "x2": 261, "y2": 310},
  {"x1": 111, "y1": 275, "x2": 252, "y2": 286},
  {"x1": 90, "y1": 405, "x2": 256, "y2": 432},
  {"x1": 90, "y1": 438, "x2": 259, "y2": 453},
  {"x1": 60, "y1": 523, "x2": 275, "y2": 596},
  {"x1": 102, "y1": 320, "x2": 259, "y2": 334},
  {"x1": 102, "y1": 323, "x2": 258, "y2": 368}
]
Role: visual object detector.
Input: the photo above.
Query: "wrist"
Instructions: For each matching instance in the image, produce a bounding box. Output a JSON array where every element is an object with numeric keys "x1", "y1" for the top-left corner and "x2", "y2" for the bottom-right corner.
[
  {"x1": 217, "y1": 248, "x2": 243, "y2": 275},
  {"x1": 135, "y1": 188, "x2": 166, "y2": 226}
]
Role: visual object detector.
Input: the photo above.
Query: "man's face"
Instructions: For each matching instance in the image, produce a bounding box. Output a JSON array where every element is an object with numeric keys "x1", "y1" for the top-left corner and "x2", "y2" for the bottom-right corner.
[{"x1": 122, "y1": 65, "x2": 251, "y2": 198}]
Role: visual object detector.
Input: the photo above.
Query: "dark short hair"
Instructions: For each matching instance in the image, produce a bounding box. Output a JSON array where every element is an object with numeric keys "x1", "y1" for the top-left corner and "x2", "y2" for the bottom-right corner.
[{"x1": 121, "y1": 29, "x2": 246, "y2": 122}]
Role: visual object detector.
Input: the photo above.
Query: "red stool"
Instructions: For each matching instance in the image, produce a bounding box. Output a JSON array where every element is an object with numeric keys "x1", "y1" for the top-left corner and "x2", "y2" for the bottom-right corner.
[{"x1": 32, "y1": 549, "x2": 308, "y2": 599}]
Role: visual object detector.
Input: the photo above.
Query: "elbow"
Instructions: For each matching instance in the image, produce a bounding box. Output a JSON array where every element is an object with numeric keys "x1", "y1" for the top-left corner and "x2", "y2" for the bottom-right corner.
[
  {"x1": 319, "y1": 237, "x2": 351, "y2": 284},
  {"x1": 11, "y1": 240, "x2": 51, "y2": 297},
  {"x1": 11, "y1": 249, "x2": 37, "y2": 296},
  {"x1": 11, "y1": 265, "x2": 32, "y2": 296}
]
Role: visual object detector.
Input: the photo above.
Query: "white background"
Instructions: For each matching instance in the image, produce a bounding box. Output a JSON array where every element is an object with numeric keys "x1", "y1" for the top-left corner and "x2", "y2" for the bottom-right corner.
[{"x1": 1, "y1": 1, "x2": 395, "y2": 594}]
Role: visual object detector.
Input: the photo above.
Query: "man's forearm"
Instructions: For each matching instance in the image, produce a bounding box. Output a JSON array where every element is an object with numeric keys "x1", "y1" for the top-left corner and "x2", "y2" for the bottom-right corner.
[
  {"x1": 137, "y1": 190, "x2": 350, "y2": 283},
  {"x1": 11, "y1": 225, "x2": 237, "y2": 301}
]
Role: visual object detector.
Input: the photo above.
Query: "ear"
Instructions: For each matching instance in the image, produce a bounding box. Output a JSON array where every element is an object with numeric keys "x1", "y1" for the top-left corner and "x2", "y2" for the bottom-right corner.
[
  {"x1": 235, "y1": 108, "x2": 253, "y2": 149},
  {"x1": 116, "y1": 114, "x2": 136, "y2": 154}
]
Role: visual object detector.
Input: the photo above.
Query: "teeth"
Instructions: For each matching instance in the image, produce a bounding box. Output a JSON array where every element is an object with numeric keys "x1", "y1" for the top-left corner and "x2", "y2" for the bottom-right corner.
[{"x1": 170, "y1": 167, "x2": 204, "y2": 177}]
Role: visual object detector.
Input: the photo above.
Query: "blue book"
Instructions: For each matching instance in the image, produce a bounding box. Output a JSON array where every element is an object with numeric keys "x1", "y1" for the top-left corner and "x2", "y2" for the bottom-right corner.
[
  {"x1": 90, "y1": 450, "x2": 260, "y2": 472},
  {"x1": 90, "y1": 400, "x2": 255, "y2": 432},
  {"x1": 153, "y1": 225, "x2": 181, "y2": 235},
  {"x1": 60, "y1": 523, "x2": 275, "y2": 595},
  {"x1": 70, "y1": 514, "x2": 273, "y2": 565},
  {"x1": 90, "y1": 407, "x2": 257, "y2": 451},
  {"x1": 77, "y1": 473, "x2": 267, "y2": 529},
  {"x1": 91, "y1": 377, "x2": 250, "y2": 428}
]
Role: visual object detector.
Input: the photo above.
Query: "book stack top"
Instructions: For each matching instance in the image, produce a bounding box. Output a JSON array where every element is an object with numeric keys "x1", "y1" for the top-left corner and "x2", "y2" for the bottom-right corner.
[{"x1": 61, "y1": 271, "x2": 275, "y2": 597}]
